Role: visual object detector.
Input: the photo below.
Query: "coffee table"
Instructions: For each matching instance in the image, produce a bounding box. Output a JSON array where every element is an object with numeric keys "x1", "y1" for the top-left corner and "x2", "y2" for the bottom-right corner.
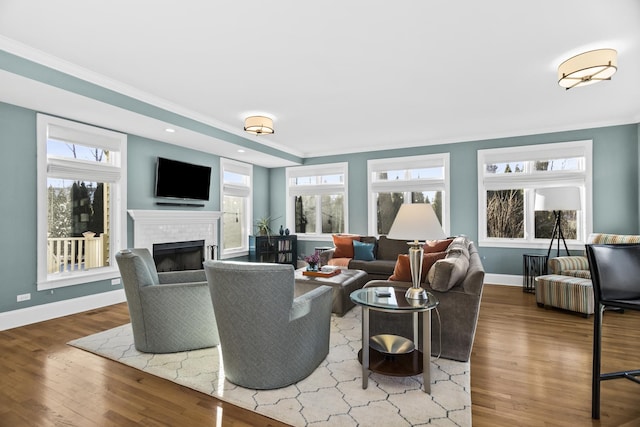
[
  {"x1": 350, "y1": 286, "x2": 439, "y2": 393},
  {"x1": 294, "y1": 268, "x2": 368, "y2": 316}
]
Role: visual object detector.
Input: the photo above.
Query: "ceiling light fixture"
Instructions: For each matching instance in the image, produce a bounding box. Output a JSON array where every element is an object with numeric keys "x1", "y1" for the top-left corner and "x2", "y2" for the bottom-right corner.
[
  {"x1": 558, "y1": 48, "x2": 617, "y2": 90},
  {"x1": 165, "y1": 128, "x2": 175, "y2": 133},
  {"x1": 244, "y1": 116, "x2": 274, "y2": 135}
]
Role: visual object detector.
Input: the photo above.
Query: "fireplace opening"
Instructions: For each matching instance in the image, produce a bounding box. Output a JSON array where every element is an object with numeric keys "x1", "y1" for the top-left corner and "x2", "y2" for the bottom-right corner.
[{"x1": 153, "y1": 240, "x2": 205, "y2": 272}]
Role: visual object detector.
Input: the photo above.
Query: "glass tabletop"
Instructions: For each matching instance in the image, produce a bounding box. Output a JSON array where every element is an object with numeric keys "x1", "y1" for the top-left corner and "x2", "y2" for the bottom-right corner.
[{"x1": 350, "y1": 286, "x2": 439, "y2": 312}]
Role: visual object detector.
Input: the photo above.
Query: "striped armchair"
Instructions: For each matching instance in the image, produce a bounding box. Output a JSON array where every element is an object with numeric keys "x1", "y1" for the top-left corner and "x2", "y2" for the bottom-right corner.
[{"x1": 536, "y1": 234, "x2": 640, "y2": 315}]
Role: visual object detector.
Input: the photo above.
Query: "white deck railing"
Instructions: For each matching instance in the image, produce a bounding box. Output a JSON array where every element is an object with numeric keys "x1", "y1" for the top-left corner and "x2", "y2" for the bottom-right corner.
[{"x1": 47, "y1": 235, "x2": 106, "y2": 273}]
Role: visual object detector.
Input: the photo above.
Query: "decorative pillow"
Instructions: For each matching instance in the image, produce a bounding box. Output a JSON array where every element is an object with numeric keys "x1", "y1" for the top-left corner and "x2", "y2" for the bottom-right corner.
[
  {"x1": 446, "y1": 236, "x2": 470, "y2": 258},
  {"x1": 353, "y1": 240, "x2": 375, "y2": 261},
  {"x1": 423, "y1": 238, "x2": 453, "y2": 253},
  {"x1": 428, "y1": 251, "x2": 470, "y2": 291},
  {"x1": 332, "y1": 234, "x2": 360, "y2": 258},
  {"x1": 389, "y1": 252, "x2": 446, "y2": 282}
]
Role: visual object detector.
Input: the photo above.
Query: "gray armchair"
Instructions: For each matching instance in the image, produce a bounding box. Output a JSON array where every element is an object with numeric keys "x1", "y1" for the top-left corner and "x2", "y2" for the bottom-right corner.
[
  {"x1": 203, "y1": 260, "x2": 332, "y2": 390},
  {"x1": 115, "y1": 248, "x2": 219, "y2": 353}
]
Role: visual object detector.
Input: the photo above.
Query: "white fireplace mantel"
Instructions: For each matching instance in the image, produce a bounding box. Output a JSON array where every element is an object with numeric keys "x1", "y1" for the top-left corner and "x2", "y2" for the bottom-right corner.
[{"x1": 128, "y1": 210, "x2": 221, "y2": 257}]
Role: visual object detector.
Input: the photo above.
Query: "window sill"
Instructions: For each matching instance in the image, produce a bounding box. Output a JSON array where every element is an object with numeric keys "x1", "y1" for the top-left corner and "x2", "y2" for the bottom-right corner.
[
  {"x1": 220, "y1": 249, "x2": 248, "y2": 260},
  {"x1": 295, "y1": 234, "x2": 334, "y2": 242},
  {"x1": 38, "y1": 267, "x2": 120, "y2": 291},
  {"x1": 479, "y1": 239, "x2": 585, "y2": 251}
]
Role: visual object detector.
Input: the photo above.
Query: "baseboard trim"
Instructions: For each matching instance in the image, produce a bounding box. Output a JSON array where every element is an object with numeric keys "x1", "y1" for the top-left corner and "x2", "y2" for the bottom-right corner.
[
  {"x1": 0, "y1": 289, "x2": 126, "y2": 331},
  {"x1": 484, "y1": 273, "x2": 523, "y2": 287}
]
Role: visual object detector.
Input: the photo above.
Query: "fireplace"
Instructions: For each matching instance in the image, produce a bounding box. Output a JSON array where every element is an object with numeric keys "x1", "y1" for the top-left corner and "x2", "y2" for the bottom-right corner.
[
  {"x1": 153, "y1": 240, "x2": 205, "y2": 272},
  {"x1": 127, "y1": 210, "x2": 221, "y2": 268}
]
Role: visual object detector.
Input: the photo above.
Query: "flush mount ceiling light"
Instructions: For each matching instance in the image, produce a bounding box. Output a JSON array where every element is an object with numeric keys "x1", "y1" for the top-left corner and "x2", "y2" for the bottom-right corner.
[
  {"x1": 244, "y1": 116, "x2": 274, "y2": 135},
  {"x1": 558, "y1": 48, "x2": 617, "y2": 90}
]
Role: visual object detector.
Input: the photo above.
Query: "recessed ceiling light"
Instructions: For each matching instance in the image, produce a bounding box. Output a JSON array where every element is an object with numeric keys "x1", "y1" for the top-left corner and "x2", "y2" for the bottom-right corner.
[
  {"x1": 165, "y1": 128, "x2": 175, "y2": 133},
  {"x1": 238, "y1": 149, "x2": 246, "y2": 153}
]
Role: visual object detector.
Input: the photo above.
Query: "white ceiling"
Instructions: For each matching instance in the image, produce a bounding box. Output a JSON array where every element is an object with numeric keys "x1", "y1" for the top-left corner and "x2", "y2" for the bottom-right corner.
[{"x1": 1, "y1": 0, "x2": 639, "y2": 167}]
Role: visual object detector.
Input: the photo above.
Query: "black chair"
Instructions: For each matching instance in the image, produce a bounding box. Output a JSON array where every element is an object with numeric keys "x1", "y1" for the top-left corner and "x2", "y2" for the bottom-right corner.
[{"x1": 586, "y1": 243, "x2": 640, "y2": 419}]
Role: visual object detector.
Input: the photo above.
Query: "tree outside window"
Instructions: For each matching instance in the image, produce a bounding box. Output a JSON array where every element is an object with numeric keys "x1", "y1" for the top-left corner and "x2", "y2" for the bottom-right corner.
[{"x1": 478, "y1": 141, "x2": 590, "y2": 248}]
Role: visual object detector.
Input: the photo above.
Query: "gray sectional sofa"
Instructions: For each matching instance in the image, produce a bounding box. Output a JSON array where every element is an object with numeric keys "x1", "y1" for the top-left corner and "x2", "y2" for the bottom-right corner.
[
  {"x1": 321, "y1": 235, "x2": 485, "y2": 362},
  {"x1": 319, "y1": 235, "x2": 413, "y2": 280}
]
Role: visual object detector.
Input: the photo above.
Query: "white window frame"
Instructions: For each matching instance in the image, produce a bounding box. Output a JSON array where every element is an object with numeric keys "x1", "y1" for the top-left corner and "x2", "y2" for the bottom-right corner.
[
  {"x1": 477, "y1": 140, "x2": 593, "y2": 249},
  {"x1": 367, "y1": 153, "x2": 450, "y2": 237},
  {"x1": 37, "y1": 114, "x2": 127, "y2": 290},
  {"x1": 220, "y1": 157, "x2": 252, "y2": 258},
  {"x1": 286, "y1": 162, "x2": 348, "y2": 241}
]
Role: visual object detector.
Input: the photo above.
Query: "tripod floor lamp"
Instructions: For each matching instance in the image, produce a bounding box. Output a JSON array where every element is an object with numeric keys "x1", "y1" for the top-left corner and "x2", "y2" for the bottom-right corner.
[{"x1": 534, "y1": 187, "x2": 582, "y2": 258}]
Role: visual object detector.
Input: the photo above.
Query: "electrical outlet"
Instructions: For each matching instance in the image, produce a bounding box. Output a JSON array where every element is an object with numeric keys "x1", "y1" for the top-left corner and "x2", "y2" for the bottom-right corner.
[
  {"x1": 17, "y1": 293, "x2": 31, "y2": 302},
  {"x1": 111, "y1": 278, "x2": 121, "y2": 286}
]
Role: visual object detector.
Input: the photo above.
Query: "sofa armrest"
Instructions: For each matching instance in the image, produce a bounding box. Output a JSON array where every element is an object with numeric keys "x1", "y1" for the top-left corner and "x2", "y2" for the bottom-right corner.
[
  {"x1": 548, "y1": 256, "x2": 588, "y2": 275},
  {"x1": 319, "y1": 248, "x2": 336, "y2": 266}
]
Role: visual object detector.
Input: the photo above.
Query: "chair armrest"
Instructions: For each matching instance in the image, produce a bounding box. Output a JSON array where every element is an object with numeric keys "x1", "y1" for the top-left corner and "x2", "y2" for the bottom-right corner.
[
  {"x1": 141, "y1": 281, "x2": 211, "y2": 305},
  {"x1": 290, "y1": 285, "x2": 332, "y2": 321},
  {"x1": 158, "y1": 269, "x2": 206, "y2": 284},
  {"x1": 549, "y1": 256, "x2": 589, "y2": 274}
]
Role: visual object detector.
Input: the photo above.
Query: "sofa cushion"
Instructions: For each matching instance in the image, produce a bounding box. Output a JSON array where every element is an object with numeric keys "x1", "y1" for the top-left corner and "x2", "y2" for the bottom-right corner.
[
  {"x1": 332, "y1": 234, "x2": 361, "y2": 258},
  {"x1": 389, "y1": 252, "x2": 446, "y2": 282},
  {"x1": 428, "y1": 251, "x2": 470, "y2": 291},
  {"x1": 353, "y1": 240, "x2": 375, "y2": 261},
  {"x1": 377, "y1": 236, "x2": 411, "y2": 261},
  {"x1": 423, "y1": 238, "x2": 453, "y2": 253},
  {"x1": 348, "y1": 259, "x2": 396, "y2": 275},
  {"x1": 328, "y1": 257, "x2": 351, "y2": 268}
]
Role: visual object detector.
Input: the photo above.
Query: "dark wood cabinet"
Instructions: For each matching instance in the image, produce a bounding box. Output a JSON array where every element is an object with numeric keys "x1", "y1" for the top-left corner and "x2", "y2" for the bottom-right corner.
[{"x1": 249, "y1": 235, "x2": 297, "y2": 268}]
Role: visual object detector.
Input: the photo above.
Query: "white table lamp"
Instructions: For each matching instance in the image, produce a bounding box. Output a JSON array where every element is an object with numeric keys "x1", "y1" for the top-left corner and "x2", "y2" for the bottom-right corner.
[{"x1": 387, "y1": 204, "x2": 446, "y2": 301}]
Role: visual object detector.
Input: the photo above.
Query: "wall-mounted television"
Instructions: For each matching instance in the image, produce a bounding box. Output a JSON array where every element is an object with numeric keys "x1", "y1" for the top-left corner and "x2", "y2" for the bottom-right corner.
[{"x1": 154, "y1": 157, "x2": 212, "y2": 201}]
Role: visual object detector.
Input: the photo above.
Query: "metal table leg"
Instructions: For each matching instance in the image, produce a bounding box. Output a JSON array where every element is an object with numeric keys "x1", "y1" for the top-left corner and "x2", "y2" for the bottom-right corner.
[
  {"x1": 423, "y1": 310, "x2": 431, "y2": 393},
  {"x1": 362, "y1": 306, "x2": 369, "y2": 389}
]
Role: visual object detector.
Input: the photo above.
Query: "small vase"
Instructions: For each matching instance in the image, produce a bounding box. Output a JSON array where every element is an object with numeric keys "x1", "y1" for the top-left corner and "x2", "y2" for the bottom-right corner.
[
  {"x1": 279, "y1": 225, "x2": 284, "y2": 236},
  {"x1": 285, "y1": 228, "x2": 290, "y2": 235},
  {"x1": 307, "y1": 263, "x2": 318, "y2": 272}
]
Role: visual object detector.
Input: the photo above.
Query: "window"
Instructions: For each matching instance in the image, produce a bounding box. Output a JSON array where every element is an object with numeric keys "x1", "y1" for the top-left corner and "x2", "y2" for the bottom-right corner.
[
  {"x1": 220, "y1": 158, "x2": 252, "y2": 258},
  {"x1": 368, "y1": 154, "x2": 450, "y2": 236},
  {"x1": 37, "y1": 114, "x2": 127, "y2": 290},
  {"x1": 477, "y1": 140, "x2": 592, "y2": 248},
  {"x1": 286, "y1": 163, "x2": 348, "y2": 238}
]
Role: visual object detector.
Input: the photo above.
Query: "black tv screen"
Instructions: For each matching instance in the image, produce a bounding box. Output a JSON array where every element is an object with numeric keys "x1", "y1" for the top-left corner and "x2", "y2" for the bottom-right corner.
[{"x1": 154, "y1": 157, "x2": 212, "y2": 201}]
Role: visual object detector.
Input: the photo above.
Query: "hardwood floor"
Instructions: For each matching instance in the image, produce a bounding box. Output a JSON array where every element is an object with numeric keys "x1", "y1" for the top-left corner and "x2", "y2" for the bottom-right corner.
[{"x1": 1, "y1": 284, "x2": 639, "y2": 426}]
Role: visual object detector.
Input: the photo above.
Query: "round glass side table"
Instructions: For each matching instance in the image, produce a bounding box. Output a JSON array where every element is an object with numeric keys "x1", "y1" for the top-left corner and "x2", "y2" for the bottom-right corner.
[{"x1": 350, "y1": 286, "x2": 439, "y2": 393}]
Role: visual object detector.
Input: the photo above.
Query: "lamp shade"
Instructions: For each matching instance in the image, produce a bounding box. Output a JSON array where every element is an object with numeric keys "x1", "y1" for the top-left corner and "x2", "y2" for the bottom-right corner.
[
  {"x1": 387, "y1": 204, "x2": 446, "y2": 241},
  {"x1": 534, "y1": 187, "x2": 581, "y2": 211},
  {"x1": 244, "y1": 116, "x2": 274, "y2": 135},
  {"x1": 558, "y1": 49, "x2": 617, "y2": 89}
]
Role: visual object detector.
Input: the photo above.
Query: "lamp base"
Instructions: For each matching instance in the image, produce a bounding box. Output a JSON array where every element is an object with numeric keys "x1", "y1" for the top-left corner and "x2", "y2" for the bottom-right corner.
[{"x1": 405, "y1": 286, "x2": 428, "y2": 301}]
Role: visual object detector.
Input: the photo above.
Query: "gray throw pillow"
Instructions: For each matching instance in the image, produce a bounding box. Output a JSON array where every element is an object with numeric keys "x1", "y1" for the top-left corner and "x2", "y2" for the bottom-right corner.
[{"x1": 428, "y1": 251, "x2": 470, "y2": 291}]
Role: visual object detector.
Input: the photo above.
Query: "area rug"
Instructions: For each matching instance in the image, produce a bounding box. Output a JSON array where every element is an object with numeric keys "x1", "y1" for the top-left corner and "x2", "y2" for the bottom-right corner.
[{"x1": 68, "y1": 308, "x2": 471, "y2": 426}]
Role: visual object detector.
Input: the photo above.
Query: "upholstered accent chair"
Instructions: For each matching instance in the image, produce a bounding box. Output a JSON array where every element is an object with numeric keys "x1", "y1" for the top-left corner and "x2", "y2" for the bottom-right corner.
[
  {"x1": 115, "y1": 248, "x2": 219, "y2": 353},
  {"x1": 204, "y1": 260, "x2": 332, "y2": 390},
  {"x1": 535, "y1": 233, "x2": 640, "y2": 315}
]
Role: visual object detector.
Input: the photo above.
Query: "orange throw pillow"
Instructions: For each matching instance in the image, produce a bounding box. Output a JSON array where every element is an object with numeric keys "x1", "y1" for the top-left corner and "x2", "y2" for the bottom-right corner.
[
  {"x1": 332, "y1": 234, "x2": 361, "y2": 258},
  {"x1": 423, "y1": 238, "x2": 453, "y2": 253},
  {"x1": 389, "y1": 252, "x2": 447, "y2": 282}
]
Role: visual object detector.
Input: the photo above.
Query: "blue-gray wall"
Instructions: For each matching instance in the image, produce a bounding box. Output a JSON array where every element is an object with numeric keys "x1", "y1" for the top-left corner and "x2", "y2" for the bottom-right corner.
[
  {"x1": 1, "y1": 98, "x2": 639, "y2": 315},
  {"x1": 0, "y1": 101, "x2": 262, "y2": 313},
  {"x1": 290, "y1": 124, "x2": 640, "y2": 275}
]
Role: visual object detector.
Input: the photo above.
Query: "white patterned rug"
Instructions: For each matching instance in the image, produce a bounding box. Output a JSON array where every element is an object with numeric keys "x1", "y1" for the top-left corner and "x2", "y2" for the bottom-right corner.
[{"x1": 68, "y1": 308, "x2": 471, "y2": 426}]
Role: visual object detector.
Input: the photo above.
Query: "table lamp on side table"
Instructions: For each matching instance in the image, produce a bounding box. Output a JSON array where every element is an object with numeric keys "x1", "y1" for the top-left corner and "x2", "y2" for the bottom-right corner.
[{"x1": 387, "y1": 203, "x2": 446, "y2": 301}]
